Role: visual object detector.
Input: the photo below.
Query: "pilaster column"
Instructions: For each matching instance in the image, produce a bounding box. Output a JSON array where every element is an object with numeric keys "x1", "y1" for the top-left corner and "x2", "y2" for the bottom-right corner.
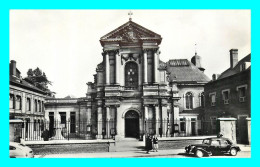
[
  {"x1": 246, "y1": 118, "x2": 251, "y2": 145},
  {"x1": 155, "y1": 105, "x2": 160, "y2": 136},
  {"x1": 105, "y1": 52, "x2": 110, "y2": 85},
  {"x1": 66, "y1": 111, "x2": 70, "y2": 133},
  {"x1": 87, "y1": 107, "x2": 92, "y2": 124},
  {"x1": 143, "y1": 51, "x2": 148, "y2": 83},
  {"x1": 144, "y1": 105, "x2": 148, "y2": 134},
  {"x1": 154, "y1": 51, "x2": 159, "y2": 83},
  {"x1": 31, "y1": 96, "x2": 34, "y2": 114},
  {"x1": 106, "y1": 107, "x2": 111, "y2": 139},
  {"x1": 85, "y1": 107, "x2": 92, "y2": 139},
  {"x1": 115, "y1": 51, "x2": 120, "y2": 84},
  {"x1": 115, "y1": 106, "x2": 123, "y2": 141},
  {"x1": 162, "y1": 106, "x2": 168, "y2": 137},
  {"x1": 22, "y1": 93, "x2": 26, "y2": 113},
  {"x1": 22, "y1": 120, "x2": 26, "y2": 139},
  {"x1": 168, "y1": 110, "x2": 172, "y2": 137},
  {"x1": 97, "y1": 107, "x2": 103, "y2": 139}
]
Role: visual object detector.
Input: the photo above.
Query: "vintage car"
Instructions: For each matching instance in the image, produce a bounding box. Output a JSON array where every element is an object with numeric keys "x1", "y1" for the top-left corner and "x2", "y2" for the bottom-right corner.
[
  {"x1": 10, "y1": 142, "x2": 34, "y2": 158},
  {"x1": 185, "y1": 137, "x2": 241, "y2": 158}
]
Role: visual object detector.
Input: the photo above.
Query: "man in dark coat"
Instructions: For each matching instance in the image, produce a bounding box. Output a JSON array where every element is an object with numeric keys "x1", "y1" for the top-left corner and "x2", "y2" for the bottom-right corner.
[
  {"x1": 146, "y1": 134, "x2": 153, "y2": 154},
  {"x1": 41, "y1": 129, "x2": 49, "y2": 141}
]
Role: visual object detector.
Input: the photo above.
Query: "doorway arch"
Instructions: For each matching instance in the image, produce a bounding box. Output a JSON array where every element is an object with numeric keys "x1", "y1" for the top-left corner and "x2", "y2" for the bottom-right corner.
[{"x1": 125, "y1": 110, "x2": 139, "y2": 138}]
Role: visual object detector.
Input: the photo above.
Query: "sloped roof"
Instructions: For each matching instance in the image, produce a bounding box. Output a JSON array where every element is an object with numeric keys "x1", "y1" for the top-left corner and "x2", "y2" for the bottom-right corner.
[
  {"x1": 10, "y1": 75, "x2": 46, "y2": 94},
  {"x1": 166, "y1": 59, "x2": 210, "y2": 83},
  {"x1": 218, "y1": 54, "x2": 251, "y2": 80}
]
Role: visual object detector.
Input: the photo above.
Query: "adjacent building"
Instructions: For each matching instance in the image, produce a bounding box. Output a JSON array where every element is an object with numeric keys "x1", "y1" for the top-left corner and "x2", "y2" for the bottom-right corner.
[
  {"x1": 9, "y1": 60, "x2": 50, "y2": 141},
  {"x1": 44, "y1": 96, "x2": 90, "y2": 139},
  {"x1": 9, "y1": 60, "x2": 48, "y2": 121},
  {"x1": 204, "y1": 49, "x2": 251, "y2": 144}
]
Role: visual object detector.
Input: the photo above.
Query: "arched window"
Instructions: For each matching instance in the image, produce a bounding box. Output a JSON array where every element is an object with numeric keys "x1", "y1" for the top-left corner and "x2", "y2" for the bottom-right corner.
[
  {"x1": 38, "y1": 100, "x2": 41, "y2": 112},
  {"x1": 10, "y1": 94, "x2": 14, "y2": 109},
  {"x1": 200, "y1": 92, "x2": 205, "y2": 107},
  {"x1": 34, "y1": 99, "x2": 37, "y2": 112},
  {"x1": 26, "y1": 98, "x2": 31, "y2": 111},
  {"x1": 15, "y1": 95, "x2": 21, "y2": 110},
  {"x1": 185, "y1": 92, "x2": 193, "y2": 109},
  {"x1": 125, "y1": 62, "x2": 138, "y2": 90}
]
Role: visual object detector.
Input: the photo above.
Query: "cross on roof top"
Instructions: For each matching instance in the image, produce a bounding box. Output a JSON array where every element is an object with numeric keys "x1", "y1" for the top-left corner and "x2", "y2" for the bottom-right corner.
[
  {"x1": 195, "y1": 43, "x2": 197, "y2": 55},
  {"x1": 128, "y1": 11, "x2": 133, "y2": 21}
]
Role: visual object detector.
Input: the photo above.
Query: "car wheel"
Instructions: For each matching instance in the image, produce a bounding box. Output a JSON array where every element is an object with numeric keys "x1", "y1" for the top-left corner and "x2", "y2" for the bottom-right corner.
[
  {"x1": 230, "y1": 148, "x2": 237, "y2": 156},
  {"x1": 195, "y1": 150, "x2": 204, "y2": 158}
]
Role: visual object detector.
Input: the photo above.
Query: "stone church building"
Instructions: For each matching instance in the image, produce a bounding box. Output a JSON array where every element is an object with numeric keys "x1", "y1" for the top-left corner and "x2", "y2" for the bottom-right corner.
[{"x1": 45, "y1": 19, "x2": 210, "y2": 140}]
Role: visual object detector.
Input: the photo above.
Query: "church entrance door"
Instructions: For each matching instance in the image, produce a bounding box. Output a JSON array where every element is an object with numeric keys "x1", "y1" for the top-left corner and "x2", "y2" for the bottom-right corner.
[{"x1": 125, "y1": 110, "x2": 139, "y2": 138}]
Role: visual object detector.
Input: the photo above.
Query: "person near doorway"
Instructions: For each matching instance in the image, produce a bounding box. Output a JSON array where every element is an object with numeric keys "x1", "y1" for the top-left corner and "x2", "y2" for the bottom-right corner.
[
  {"x1": 146, "y1": 134, "x2": 153, "y2": 154},
  {"x1": 153, "y1": 135, "x2": 159, "y2": 152},
  {"x1": 217, "y1": 132, "x2": 223, "y2": 138},
  {"x1": 41, "y1": 129, "x2": 50, "y2": 141}
]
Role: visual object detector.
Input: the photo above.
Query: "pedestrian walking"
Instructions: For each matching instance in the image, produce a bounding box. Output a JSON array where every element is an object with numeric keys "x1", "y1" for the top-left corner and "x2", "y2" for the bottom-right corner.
[
  {"x1": 153, "y1": 135, "x2": 159, "y2": 152},
  {"x1": 41, "y1": 128, "x2": 50, "y2": 141},
  {"x1": 146, "y1": 134, "x2": 153, "y2": 154}
]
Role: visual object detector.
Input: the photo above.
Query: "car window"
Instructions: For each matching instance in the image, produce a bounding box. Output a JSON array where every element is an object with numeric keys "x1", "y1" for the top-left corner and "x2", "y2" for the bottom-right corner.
[
  {"x1": 220, "y1": 140, "x2": 229, "y2": 146},
  {"x1": 226, "y1": 139, "x2": 233, "y2": 145},
  {"x1": 211, "y1": 140, "x2": 220, "y2": 146},
  {"x1": 9, "y1": 146, "x2": 16, "y2": 150},
  {"x1": 203, "y1": 139, "x2": 210, "y2": 145}
]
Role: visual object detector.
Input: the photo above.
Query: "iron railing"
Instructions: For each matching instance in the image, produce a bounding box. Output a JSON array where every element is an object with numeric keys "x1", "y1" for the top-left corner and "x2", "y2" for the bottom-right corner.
[
  {"x1": 21, "y1": 120, "x2": 116, "y2": 141},
  {"x1": 20, "y1": 119, "x2": 216, "y2": 141},
  {"x1": 143, "y1": 119, "x2": 217, "y2": 137}
]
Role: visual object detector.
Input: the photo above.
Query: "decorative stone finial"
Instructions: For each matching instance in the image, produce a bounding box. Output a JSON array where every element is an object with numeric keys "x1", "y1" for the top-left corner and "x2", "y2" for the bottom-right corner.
[
  {"x1": 195, "y1": 43, "x2": 197, "y2": 55},
  {"x1": 128, "y1": 11, "x2": 133, "y2": 21}
]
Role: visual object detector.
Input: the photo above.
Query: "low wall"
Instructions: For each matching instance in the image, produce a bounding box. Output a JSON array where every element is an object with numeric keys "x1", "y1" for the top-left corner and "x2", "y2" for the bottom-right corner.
[
  {"x1": 28, "y1": 143, "x2": 109, "y2": 155},
  {"x1": 159, "y1": 140, "x2": 203, "y2": 150}
]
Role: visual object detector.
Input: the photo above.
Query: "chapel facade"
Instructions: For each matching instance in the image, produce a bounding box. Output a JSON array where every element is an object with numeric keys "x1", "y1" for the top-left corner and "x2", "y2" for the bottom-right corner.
[{"x1": 82, "y1": 19, "x2": 210, "y2": 140}]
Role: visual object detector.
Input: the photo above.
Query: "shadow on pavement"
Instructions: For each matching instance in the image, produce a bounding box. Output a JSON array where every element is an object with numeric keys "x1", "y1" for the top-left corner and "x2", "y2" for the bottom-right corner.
[{"x1": 178, "y1": 153, "x2": 195, "y2": 157}]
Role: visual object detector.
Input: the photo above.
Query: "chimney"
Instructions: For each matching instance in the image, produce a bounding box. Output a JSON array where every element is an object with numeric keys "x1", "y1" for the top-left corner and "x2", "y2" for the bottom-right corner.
[
  {"x1": 230, "y1": 49, "x2": 238, "y2": 68},
  {"x1": 212, "y1": 74, "x2": 220, "y2": 81},
  {"x1": 10, "y1": 60, "x2": 16, "y2": 76}
]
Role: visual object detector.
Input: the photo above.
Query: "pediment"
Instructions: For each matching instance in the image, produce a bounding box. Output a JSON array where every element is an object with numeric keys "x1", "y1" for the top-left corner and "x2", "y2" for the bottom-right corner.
[{"x1": 100, "y1": 21, "x2": 162, "y2": 44}]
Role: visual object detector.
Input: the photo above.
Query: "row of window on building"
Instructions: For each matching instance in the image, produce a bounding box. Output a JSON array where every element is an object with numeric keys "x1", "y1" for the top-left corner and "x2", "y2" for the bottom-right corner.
[
  {"x1": 209, "y1": 84, "x2": 247, "y2": 106},
  {"x1": 184, "y1": 91, "x2": 204, "y2": 110},
  {"x1": 9, "y1": 93, "x2": 44, "y2": 112}
]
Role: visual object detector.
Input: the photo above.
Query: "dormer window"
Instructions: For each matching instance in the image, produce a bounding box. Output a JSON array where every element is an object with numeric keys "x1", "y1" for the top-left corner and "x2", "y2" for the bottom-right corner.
[
  {"x1": 240, "y1": 62, "x2": 251, "y2": 72},
  {"x1": 240, "y1": 63, "x2": 246, "y2": 71}
]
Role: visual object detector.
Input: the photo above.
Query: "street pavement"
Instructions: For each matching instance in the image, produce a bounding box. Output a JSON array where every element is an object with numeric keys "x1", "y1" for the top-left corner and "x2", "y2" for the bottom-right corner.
[
  {"x1": 31, "y1": 137, "x2": 251, "y2": 158},
  {"x1": 35, "y1": 149, "x2": 251, "y2": 158}
]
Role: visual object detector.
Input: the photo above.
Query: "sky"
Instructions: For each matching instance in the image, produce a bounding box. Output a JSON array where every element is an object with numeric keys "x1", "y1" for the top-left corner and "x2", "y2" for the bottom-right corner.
[{"x1": 9, "y1": 10, "x2": 251, "y2": 98}]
